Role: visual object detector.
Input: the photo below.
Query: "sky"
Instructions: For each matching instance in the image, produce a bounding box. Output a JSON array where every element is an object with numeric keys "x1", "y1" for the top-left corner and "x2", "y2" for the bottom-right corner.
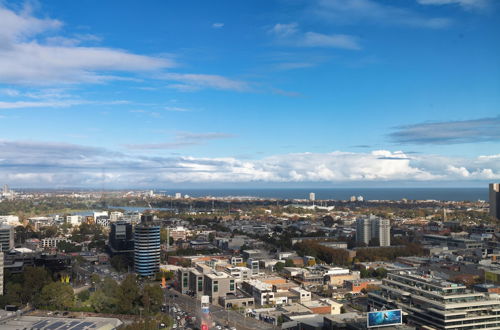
[{"x1": 0, "y1": 0, "x2": 499, "y2": 189}]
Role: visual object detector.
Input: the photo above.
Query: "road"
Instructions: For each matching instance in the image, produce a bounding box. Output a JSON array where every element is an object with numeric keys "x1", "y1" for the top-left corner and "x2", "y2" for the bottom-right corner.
[{"x1": 165, "y1": 289, "x2": 278, "y2": 330}]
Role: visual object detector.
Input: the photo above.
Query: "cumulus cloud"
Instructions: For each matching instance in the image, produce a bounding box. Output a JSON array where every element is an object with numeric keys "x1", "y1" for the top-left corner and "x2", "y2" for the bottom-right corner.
[
  {"x1": 311, "y1": 0, "x2": 452, "y2": 29},
  {"x1": 1, "y1": 140, "x2": 499, "y2": 187},
  {"x1": 269, "y1": 23, "x2": 360, "y2": 50},
  {"x1": 390, "y1": 116, "x2": 500, "y2": 144},
  {"x1": 0, "y1": 4, "x2": 174, "y2": 85}
]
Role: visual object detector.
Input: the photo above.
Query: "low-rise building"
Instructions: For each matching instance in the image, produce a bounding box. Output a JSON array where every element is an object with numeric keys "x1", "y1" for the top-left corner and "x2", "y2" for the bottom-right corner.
[{"x1": 369, "y1": 271, "x2": 500, "y2": 329}]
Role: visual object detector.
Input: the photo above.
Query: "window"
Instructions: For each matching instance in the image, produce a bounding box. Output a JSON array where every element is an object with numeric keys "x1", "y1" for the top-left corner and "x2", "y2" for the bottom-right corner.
[
  {"x1": 198, "y1": 277, "x2": 203, "y2": 291},
  {"x1": 213, "y1": 281, "x2": 218, "y2": 292},
  {"x1": 183, "y1": 274, "x2": 188, "y2": 288},
  {"x1": 230, "y1": 280, "x2": 235, "y2": 291}
]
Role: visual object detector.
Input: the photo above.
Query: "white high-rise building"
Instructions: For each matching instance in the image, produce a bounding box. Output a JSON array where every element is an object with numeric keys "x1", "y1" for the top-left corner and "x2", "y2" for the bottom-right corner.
[
  {"x1": 309, "y1": 192, "x2": 315, "y2": 201},
  {"x1": 372, "y1": 218, "x2": 391, "y2": 246},
  {"x1": 356, "y1": 216, "x2": 391, "y2": 246},
  {"x1": 66, "y1": 215, "x2": 82, "y2": 226},
  {"x1": 110, "y1": 211, "x2": 123, "y2": 222},
  {"x1": 356, "y1": 218, "x2": 371, "y2": 246},
  {"x1": 175, "y1": 192, "x2": 182, "y2": 199}
]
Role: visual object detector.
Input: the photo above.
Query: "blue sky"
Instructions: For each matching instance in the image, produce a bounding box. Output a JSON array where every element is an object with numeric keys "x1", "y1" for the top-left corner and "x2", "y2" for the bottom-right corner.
[{"x1": 0, "y1": 0, "x2": 499, "y2": 188}]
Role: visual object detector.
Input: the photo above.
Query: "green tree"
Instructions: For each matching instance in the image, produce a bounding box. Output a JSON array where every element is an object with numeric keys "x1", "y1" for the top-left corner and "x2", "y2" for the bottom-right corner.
[
  {"x1": 57, "y1": 241, "x2": 82, "y2": 253},
  {"x1": 4, "y1": 282, "x2": 23, "y2": 306},
  {"x1": 117, "y1": 274, "x2": 140, "y2": 314},
  {"x1": 274, "y1": 261, "x2": 285, "y2": 272},
  {"x1": 110, "y1": 255, "x2": 128, "y2": 272},
  {"x1": 141, "y1": 284, "x2": 164, "y2": 314},
  {"x1": 21, "y1": 266, "x2": 51, "y2": 304},
  {"x1": 77, "y1": 290, "x2": 90, "y2": 302},
  {"x1": 37, "y1": 282, "x2": 74, "y2": 310},
  {"x1": 284, "y1": 259, "x2": 295, "y2": 267},
  {"x1": 89, "y1": 290, "x2": 118, "y2": 313}
]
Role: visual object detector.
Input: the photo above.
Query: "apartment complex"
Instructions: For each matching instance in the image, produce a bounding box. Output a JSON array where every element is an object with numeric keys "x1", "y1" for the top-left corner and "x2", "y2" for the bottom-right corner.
[
  {"x1": 176, "y1": 264, "x2": 236, "y2": 302},
  {"x1": 369, "y1": 271, "x2": 500, "y2": 329},
  {"x1": 356, "y1": 215, "x2": 391, "y2": 246},
  {"x1": 0, "y1": 225, "x2": 14, "y2": 252}
]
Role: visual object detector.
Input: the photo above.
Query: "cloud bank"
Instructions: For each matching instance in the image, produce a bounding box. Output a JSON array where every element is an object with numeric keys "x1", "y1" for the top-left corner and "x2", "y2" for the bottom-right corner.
[
  {"x1": 1, "y1": 140, "x2": 499, "y2": 187},
  {"x1": 390, "y1": 116, "x2": 500, "y2": 144}
]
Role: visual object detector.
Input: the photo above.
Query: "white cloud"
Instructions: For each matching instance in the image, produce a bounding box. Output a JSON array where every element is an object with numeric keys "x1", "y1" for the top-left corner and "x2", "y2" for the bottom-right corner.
[
  {"x1": 269, "y1": 23, "x2": 360, "y2": 50},
  {"x1": 417, "y1": 0, "x2": 490, "y2": 10},
  {"x1": 311, "y1": 0, "x2": 452, "y2": 29},
  {"x1": 212, "y1": 23, "x2": 224, "y2": 28},
  {"x1": 1, "y1": 141, "x2": 499, "y2": 187},
  {"x1": 0, "y1": 100, "x2": 84, "y2": 109},
  {"x1": 161, "y1": 73, "x2": 250, "y2": 92},
  {"x1": 124, "y1": 131, "x2": 234, "y2": 150},
  {"x1": 165, "y1": 106, "x2": 192, "y2": 112},
  {"x1": 0, "y1": 5, "x2": 174, "y2": 85}
]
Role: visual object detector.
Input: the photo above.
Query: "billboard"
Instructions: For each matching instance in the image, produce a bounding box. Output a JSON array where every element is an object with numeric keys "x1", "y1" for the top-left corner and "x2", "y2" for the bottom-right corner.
[
  {"x1": 367, "y1": 309, "x2": 402, "y2": 328},
  {"x1": 201, "y1": 295, "x2": 210, "y2": 314}
]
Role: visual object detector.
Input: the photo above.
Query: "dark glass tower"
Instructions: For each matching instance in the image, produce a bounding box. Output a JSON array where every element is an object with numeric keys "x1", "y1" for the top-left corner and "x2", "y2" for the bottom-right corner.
[{"x1": 134, "y1": 215, "x2": 160, "y2": 276}]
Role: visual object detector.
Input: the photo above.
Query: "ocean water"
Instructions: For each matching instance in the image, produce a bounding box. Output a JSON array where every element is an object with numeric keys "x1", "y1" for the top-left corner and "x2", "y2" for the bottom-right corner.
[{"x1": 158, "y1": 188, "x2": 488, "y2": 201}]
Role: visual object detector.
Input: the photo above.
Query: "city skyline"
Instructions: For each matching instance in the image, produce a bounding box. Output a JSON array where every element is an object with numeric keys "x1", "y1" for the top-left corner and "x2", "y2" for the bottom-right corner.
[{"x1": 0, "y1": 0, "x2": 499, "y2": 188}]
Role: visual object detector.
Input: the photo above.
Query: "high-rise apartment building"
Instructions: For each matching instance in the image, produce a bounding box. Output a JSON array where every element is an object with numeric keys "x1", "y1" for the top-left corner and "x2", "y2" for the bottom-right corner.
[
  {"x1": 356, "y1": 218, "x2": 371, "y2": 246},
  {"x1": 309, "y1": 192, "x2": 315, "y2": 201},
  {"x1": 356, "y1": 216, "x2": 390, "y2": 247},
  {"x1": 134, "y1": 215, "x2": 160, "y2": 276},
  {"x1": 372, "y1": 218, "x2": 391, "y2": 246},
  {"x1": 0, "y1": 225, "x2": 14, "y2": 252},
  {"x1": 369, "y1": 272, "x2": 500, "y2": 329},
  {"x1": 490, "y1": 183, "x2": 500, "y2": 220}
]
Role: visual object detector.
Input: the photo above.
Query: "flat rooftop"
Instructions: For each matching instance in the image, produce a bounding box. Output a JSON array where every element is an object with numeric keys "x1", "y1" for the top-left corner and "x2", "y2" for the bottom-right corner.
[{"x1": 0, "y1": 316, "x2": 122, "y2": 330}]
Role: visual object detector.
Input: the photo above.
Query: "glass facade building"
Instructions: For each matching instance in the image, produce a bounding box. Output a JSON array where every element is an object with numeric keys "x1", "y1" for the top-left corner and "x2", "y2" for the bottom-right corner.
[{"x1": 134, "y1": 223, "x2": 160, "y2": 276}]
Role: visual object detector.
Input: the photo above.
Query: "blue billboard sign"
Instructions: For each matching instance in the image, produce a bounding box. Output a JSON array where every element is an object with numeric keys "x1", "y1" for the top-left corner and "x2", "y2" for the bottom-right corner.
[{"x1": 367, "y1": 309, "x2": 402, "y2": 328}]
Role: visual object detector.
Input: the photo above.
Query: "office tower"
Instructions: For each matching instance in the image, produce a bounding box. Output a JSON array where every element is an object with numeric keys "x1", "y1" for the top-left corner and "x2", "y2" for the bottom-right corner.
[
  {"x1": 134, "y1": 216, "x2": 160, "y2": 277},
  {"x1": 356, "y1": 218, "x2": 371, "y2": 246},
  {"x1": 109, "y1": 221, "x2": 134, "y2": 251},
  {"x1": 490, "y1": 183, "x2": 500, "y2": 220},
  {"x1": 356, "y1": 216, "x2": 391, "y2": 247},
  {"x1": 309, "y1": 192, "x2": 315, "y2": 202},
  {"x1": 369, "y1": 272, "x2": 500, "y2": 330},
  {"x1": 0, "y1": 225, "x2": 14, "y2": 252}
]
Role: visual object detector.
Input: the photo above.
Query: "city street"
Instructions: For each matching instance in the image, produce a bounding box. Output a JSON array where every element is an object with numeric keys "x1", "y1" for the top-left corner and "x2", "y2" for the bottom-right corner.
[{"x1": 164, "y1": 288, "x2": 278, "y2": 330}]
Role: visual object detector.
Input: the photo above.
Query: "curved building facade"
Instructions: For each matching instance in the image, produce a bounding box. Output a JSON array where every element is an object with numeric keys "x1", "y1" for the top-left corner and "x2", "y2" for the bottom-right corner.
[{"x1": 134, "y1": 224, "x2": 160, "y2": 276}]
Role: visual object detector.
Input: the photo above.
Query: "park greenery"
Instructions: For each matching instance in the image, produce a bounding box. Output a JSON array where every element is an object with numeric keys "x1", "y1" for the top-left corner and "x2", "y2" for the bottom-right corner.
[
  {"x1": 293, "y1": 239, "x2": 425, "y2": 266},
  {"x1": 0, "y1": 266, "x2": 169, "y2": 319}
]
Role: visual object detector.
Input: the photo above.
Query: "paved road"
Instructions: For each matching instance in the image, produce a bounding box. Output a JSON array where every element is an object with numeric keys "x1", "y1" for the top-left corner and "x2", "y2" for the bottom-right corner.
[{"x1": 165, "y1": 289, "x2": 278, "y2": 330}]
